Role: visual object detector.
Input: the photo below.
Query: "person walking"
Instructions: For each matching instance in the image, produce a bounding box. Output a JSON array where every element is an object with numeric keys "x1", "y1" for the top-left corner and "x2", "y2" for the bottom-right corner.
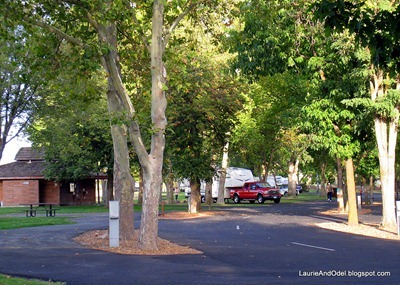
[
  {"x1": 174, "y1": 187, "x2": 180, "y2": 202},
  {"x1": 327, "y1": 183, "x2": 333, "y2": 202}
]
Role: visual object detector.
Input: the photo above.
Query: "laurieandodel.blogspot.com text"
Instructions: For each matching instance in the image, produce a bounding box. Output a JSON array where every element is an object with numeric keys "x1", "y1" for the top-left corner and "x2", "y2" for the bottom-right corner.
[{"x1": 299, "y1": 270, "x2": 391, "y2": 278}]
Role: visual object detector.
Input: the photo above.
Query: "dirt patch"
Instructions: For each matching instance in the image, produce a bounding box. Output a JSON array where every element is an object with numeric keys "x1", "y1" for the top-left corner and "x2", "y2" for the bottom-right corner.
[
  {"x1": 158, "y1": 211, "x2": 217, "y2": 220},
  {"x1": 74, "y1": 211, "x2": 215, "y2": 255},
  {"x1": 317, "y1": 222, "x2": 399, "y2": 240},
  {"x1": 316, "y1": 209, "x2": 399, "y2": 241},
  {"x1": 74, "y1": 229, "x2": 202, "y2": 255},
  {"x1": 320, "y1": 208, "x2": 372, "y2": 215}
]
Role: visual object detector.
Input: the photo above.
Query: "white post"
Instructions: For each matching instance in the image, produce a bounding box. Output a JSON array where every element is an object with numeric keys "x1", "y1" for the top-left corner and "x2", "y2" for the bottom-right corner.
[
  {"x1": 109, "y1": 201, "x2": 120, "y2": 247},
  {"x1": 357, "y1": 195, "x2": 362, "y2": 210}
]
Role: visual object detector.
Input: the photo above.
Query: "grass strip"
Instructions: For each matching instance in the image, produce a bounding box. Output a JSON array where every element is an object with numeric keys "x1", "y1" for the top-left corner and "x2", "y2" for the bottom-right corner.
[
  {"x1": 0, "y1": 217, "x2": 74, "y2": 230},
  {"x1": 0, "y1": 274, "x2": 65, "y2": 285}
]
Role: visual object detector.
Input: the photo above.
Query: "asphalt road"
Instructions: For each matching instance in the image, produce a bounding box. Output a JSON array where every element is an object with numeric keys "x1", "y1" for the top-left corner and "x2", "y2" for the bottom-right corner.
[{"x1": 0, "y1": 201, "x2": 399, "y2": 285}]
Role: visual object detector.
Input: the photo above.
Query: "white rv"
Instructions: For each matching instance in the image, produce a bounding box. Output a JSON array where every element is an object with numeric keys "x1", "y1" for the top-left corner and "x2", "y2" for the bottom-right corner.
[
  {"x1": 183, "y1": 167, "x2": 254, "y2": 202},
  {"x1": 266, "y1": 175, "x2": 288, "y2": 187},
  {"x1": 211, "y1": 167, "x2": 254, "y2": 200}
]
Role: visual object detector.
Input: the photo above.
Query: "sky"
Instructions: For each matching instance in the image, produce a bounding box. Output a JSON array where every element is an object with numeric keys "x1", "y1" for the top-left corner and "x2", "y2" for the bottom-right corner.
[{"x1": 0, "y1": 137, "x2": 31, "y2": 165}]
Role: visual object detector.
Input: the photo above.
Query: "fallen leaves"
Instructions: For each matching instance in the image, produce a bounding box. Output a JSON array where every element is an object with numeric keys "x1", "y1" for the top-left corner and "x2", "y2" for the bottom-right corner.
[
  {"x1": 74, "y1": 211, "x2": 211, "y2": 255},
  {"x1": 74, "y1": 229, "x2": 202, "y2": 255}
]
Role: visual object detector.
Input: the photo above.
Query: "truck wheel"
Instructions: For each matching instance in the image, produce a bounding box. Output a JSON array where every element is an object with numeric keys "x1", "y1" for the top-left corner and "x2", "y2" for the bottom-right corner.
[
  {"x1": 257, "y1": 194, "x2": 265, "y2": 204},
  {"x1": 201, "y1": 196, "x2": 205, "y2": 203},
  {"x1": 233, "y1": 194, "x2": 240, "y2": 204},
  {"x1": 274, "y1": 198, "x2": 281, "y2": 204}
]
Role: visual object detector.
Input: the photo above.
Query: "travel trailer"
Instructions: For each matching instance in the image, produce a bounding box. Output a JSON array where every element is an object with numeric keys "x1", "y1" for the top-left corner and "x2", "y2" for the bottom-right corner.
[
  {"x1": 183, "y1": 167, "x2": 255, "y2": 202},
  {"x1": 211, "y1": 167, "x2": 255, "y2": 200},
  {"x1": 266, "y1": 175, "x2": 288, "y2": 187}
]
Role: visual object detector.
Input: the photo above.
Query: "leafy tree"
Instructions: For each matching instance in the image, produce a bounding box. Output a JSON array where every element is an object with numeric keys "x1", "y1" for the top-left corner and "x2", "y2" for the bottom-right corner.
[
  {"x1": 302, "y1": 26, "x2": 374, "y2": 223},
  {"x1": 314, "y1": 0, "x2": 400, "y2": 231},
  {"x1": 165, "y1": 23, "x2": 245, "y2": 211},
  {"x1": 227, "y1": 0, "x2": 314, "y2": 196},
  {"x1": 28, "y1": 66, "x2": 114, "y2": 199},
  {"x1": 228, "y1": 0, "x2": 379, "y2": 225},
  {"x1": 228, "y1": 0, "x2": 323, "y2": 80},
  {"x1": 2, "y1": 0, "x2": 234, "y2": 250},
  {"x1": 0, "y1": 25, "x2": 49, "y2": 161},
  {"x1": 229, "y1": 87, "x2": 268, "y2": 175}
]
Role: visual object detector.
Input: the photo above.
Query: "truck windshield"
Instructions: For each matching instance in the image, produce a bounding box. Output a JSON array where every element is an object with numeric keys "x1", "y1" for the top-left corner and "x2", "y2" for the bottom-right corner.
[{"x1": 256, "y1": 182, "x2": 271, "y2": 188}]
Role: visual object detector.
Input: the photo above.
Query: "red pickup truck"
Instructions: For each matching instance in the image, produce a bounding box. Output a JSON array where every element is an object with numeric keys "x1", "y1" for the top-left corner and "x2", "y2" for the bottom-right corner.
[{"x1": 229, "y1": 182, "x2": 282, "y2": 204}]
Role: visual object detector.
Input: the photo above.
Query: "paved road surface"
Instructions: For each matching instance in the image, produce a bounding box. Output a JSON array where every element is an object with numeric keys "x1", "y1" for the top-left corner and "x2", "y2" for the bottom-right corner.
[{"x1": 0, "y1": 201, "x2": 398, "y2": 285}]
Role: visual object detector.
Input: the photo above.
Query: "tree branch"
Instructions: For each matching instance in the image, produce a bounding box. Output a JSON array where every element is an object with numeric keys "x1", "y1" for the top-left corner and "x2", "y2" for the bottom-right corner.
[
  {"x1": 23, "y1": 16, "x2": 85, "y2": 47},
  {"x1": 58, "y1": 0, "x2": 89, "y2": 7},
  {"x1": 163, "y1": 1, "x2": 197, "y2": 48},
  {"x1": 84, "y1": 11, "x2": 99, "y2": 31},
  {"x1": 131, "y1": 10, "x2": 151, "y2": 52}
]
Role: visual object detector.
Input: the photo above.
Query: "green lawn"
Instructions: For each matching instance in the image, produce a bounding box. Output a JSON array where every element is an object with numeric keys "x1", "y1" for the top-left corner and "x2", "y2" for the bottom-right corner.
[
  {"x1": 0, "y1": 205, "x2": 108, "y2": 230},
  {"x1": 0, "y1": 274, "x2": 64, "y2": 285},
  {"x1": 0, "y1": 205, "x2": 109, "y2": 216},
  {"x1": 0, "y1": 217, "x2": 74, "y2": 230},
  {"x1": 0, "y1": 203, "x2": 187, "y2": 230},
  {"x1": 0, "y1": 191, "x2": 326, "y2": 230},
  {"x1": 280, "y1": 191, "x2": 328, "y2": 203},
  {"x1": 56, "y1": 205, "x2": 109, "y2": 213}
]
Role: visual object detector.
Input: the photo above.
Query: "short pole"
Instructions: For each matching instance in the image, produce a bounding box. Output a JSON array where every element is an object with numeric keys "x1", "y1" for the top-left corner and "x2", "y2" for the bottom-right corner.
[{"x1": 109, "y1": 201, "x2": 120, "y2": 247}]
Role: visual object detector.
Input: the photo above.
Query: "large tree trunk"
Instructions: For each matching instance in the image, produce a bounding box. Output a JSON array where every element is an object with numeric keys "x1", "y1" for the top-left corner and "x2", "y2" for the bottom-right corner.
[
  {"x1": 336, "y1": 157, "x2": 345, "y2": 212},
  {"x1": 345, "y1": 158, "x2": 358, "y2": 226},
  {"x1": 217, "y1": 168, "x2": 227, "y2": 204},
  {"x1": 139, "y1": 165, "x2": 163, "y2": 250},
  {"x1": 97, "y1": 0, "x2": 166, "y2": 251},
  {"x1": 263, "y1": 150, "x2": 275, "y2": 182},
  {"x1": 288, "y1": 157, "x2": 299, "y2": 196},
  {"x1": 217, "y1": 140, "x2": 229, "y2": 204},
  {"x1": 136, "y1": 0, "x2": 167, "y2": 250},
  {"x1": 97, "y1": 18, "x2": 136, "y2": 241},
  {"x1": 336, "y1": 157, "x2": 343, "y2": 189},
  {"x1": 368, "y1": 175, "x2": 374, "y2": 205},
  {"x1": 137, "y1": 168, "x2": 144, "y2": 205},
  {"x1": 205, "y1": 182, "x2": 213, "y2": 208},
  {"x1": 106, "y1": 87, "x2": 135, "y2": 240},
  {"x1": 376, "y1": 116, "x2": 397, "y2": 231},
  {"x1": 320, "y1": 162, "x2": 327, "y2": 196},
  {"x1": 371, "y1": 71, "x2": 398, "y2": 232},
  {"x1": 104, "y1": 169, "x2": 114, "y2": 207},
  {"x1": 166, "y1": 177, "x2": 174, "y2": 205},
  {"x1": 189, "y1": 179, "x2": 201, "y2": 214}
]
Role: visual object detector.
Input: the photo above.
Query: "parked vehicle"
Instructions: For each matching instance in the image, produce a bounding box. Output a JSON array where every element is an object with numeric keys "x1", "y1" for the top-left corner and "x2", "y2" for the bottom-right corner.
[
  {"x1": 266, "y1": 175, "x2": 288, "y2": 187},
  {"x1": 184, "y1": 187, "x2": 206, "y2": 203},
  {"x1": 278, "y1": 184, "x2": 302, "y2": 196},
  {"x1": 183, "y1": 167, "x2": 254, "y2": 203},
  {"x1": 211, "y1": 167, "x2": 254, "y2": 200},
  {"x1": 229, "y1": 182, "x2": 282, "y2": 204}
]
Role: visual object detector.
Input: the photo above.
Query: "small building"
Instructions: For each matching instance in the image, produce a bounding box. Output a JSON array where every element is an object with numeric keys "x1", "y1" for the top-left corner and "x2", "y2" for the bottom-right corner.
[{"x1": 0, "y1": 147, "x2": 107, "y2": 206}]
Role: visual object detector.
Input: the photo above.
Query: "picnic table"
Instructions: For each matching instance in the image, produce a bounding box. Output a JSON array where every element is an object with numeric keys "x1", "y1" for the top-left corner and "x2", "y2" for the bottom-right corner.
[{"x1": 23, "y1": 203, "x2": 60, "y2": 217}]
